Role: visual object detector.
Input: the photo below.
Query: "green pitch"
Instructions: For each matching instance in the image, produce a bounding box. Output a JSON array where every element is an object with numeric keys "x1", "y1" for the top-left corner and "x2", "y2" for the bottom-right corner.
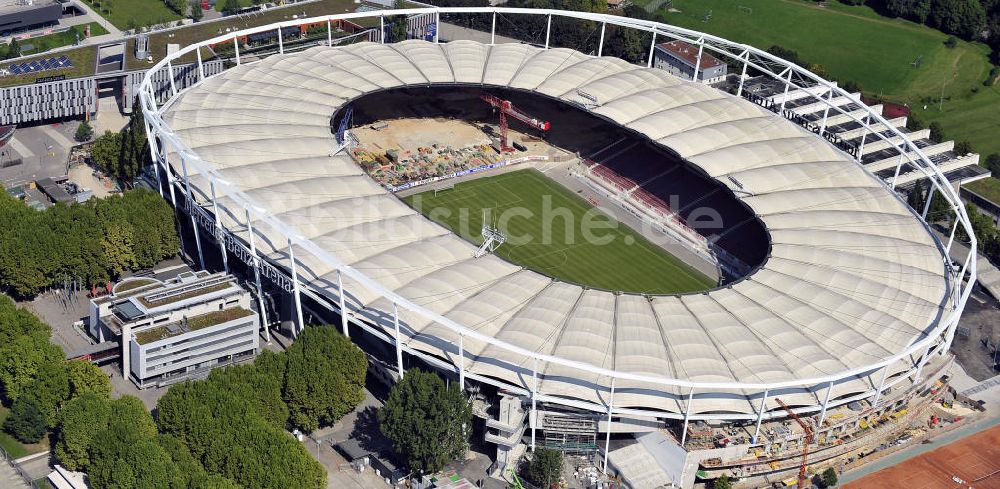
[{"x1": 403, "y1": 169, "x2": 716, "y2": 294}]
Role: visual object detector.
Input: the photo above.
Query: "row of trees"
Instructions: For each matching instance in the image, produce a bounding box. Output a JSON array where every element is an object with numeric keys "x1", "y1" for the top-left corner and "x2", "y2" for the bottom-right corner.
[
  {"x1": 0, "y1": 188, "x2": 179, "y2": 298},
  {"x1": 1, "y1": 295, "x2": 474, "y2": 485},
  {"x1": 0, "y1": 308, "x2": 363, "y2": 488},
  {"x1": 859, "y1": 0, "x2": 1000, "y2": 65},
  {"x1": 0, "y1": 296, "x2": 111, "y2": 446},
  {"x1": 150, "y1": 326, "x2": 367, "y2": 488},
  {"x1": 53, "y1": 328, "x2": 364, "y2": 489},
  {"x1": 56, "y1": 394, "x2": 243, "y2": 488},
  {"x1": 866, "y1": 0, "x2": 997, "y2": 43}
]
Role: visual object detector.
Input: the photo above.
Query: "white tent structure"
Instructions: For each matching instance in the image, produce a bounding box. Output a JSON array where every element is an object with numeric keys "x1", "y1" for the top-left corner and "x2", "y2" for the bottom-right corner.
[{"x1": 139, "y1": 9, "x2": 975, "y2": 430}]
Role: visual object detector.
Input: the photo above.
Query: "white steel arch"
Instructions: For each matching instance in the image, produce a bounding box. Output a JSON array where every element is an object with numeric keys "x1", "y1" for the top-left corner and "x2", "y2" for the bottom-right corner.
[{"x1": 139, "y1": 7, "x2": 976, "y2": 424}]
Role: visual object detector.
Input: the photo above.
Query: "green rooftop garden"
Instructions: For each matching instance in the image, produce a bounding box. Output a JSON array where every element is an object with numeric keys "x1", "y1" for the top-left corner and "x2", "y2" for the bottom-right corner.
[
  {"x1": 134, "y1": 306, "x2": 254, "y2": 344},
  {"x1": 965, "y1": 178, "x2": 1000, "y2": 206}
]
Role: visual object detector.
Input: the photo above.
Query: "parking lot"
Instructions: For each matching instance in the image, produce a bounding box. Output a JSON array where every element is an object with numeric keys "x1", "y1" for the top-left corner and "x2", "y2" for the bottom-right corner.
[{"x1": 0, "y1": 121, "x2": 77, "y2": 189}]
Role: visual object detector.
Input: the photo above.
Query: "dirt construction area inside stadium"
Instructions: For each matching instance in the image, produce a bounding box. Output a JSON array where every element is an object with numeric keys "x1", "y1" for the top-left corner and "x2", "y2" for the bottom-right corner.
[{"x1": 846, "y1": 424, "x2": 1000, "y2": 488}]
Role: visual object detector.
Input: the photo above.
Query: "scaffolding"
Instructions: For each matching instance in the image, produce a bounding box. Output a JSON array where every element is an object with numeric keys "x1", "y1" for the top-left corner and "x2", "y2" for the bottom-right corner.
[{"x1": 541, "y1": 413, "x2": 599, "y2": 454}]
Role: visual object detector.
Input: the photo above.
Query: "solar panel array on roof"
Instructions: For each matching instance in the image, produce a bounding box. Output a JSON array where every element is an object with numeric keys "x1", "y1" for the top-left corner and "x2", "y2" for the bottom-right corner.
[{"x1": 7, "y1": 56, "x2": 73, "y2": 75}]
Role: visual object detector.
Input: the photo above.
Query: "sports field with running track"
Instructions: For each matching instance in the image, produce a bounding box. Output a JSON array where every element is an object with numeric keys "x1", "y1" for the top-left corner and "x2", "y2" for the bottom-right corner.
[{"x1": 403, "y1": 169, "x2": 716, "y2": 295}]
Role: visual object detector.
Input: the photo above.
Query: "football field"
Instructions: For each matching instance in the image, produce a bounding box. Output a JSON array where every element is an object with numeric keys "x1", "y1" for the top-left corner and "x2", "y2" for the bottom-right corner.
[{"x1": 403, "y1": 169, "x2": 716, "y2": 295}]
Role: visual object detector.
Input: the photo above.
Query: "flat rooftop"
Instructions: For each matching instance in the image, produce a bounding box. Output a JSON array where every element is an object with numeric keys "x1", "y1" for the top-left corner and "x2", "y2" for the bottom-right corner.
[
  {"x1": 133, "y1": 306, "x2": 254, "y2": 345},
  {"x1": 0, "y1": 0, "x2": 60, "y2": 15}
]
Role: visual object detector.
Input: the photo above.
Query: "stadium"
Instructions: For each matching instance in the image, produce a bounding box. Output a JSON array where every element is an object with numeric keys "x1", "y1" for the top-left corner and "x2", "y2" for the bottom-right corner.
[{"x1": 140, "y1": 7, "x2": 977, "y2": 487}]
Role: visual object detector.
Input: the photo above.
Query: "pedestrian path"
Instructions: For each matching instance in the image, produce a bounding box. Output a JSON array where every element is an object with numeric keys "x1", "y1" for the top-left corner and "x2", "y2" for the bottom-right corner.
[
  {"x1": 962, "y1": 375, "x2": 1000, "y2": 397},
  {"x1": 0, "y1": 460, "x2": 29, "y2": 489}
]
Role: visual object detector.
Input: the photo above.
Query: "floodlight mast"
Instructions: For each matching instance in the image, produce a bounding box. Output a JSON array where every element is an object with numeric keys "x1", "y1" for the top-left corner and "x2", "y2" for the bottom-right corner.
[{"x1": 475, "y1": 210, "x2": 506, "y2": 258}]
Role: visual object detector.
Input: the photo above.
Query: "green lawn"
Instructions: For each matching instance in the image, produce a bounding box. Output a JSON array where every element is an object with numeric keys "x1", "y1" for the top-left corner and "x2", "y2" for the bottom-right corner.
[
  {"x1": 647, "y1": 0, "x2": 1000, "y2": 156},
  {"x1": 82, "y1": 0, "x2": 182, "y2": 30},
  {"x1": 403, "y1": 169, "x2": 716, "y2": 294},
  {"x1": 20, "y1": 23, "x2": 110, "y2": 56}
]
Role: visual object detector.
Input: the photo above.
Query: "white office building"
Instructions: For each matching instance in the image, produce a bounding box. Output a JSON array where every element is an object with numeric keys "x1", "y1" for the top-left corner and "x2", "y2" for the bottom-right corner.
[{"x1": 89, "y1": 271, "x2": 260, "y2": 389}]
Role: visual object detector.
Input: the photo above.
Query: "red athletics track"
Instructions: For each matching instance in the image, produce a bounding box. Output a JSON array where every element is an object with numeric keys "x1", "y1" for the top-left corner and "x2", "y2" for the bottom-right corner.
[{"x1": 846, "y1": 424, "x2": 1000, "y2": 488}]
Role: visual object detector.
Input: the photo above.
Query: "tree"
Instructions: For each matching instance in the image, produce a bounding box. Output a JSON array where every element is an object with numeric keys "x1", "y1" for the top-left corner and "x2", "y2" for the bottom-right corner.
[
  {"x1": 984, "y1": 153, "x2": 1000, "y2": 174},
  {"x1": 101, "y1": 220, "x2": 138, "y2": 276},
  {"x1": 390, "y1": 0, "x2": 409, "y2": 42},
  {"x1": 908, "y1": 179, "x2": 926, "y2": 210},
  {"x1": 95, "y1": 189, "x2": 180, "y2": 270},
  {"x1": 929, "y1": 121, "x2": 945, "y2": 142},
  {"x1": 906, "y1": 110, "x2": 926, "y2": 131},
  {"x1": 821, "y1": 467, "x2": 839, "y2": 488},
  {"x1": 87, "y1": 396, "x2": 182, "y2": 489},
  {"x1": 90, "y1": 130, "x2": 123, "y2": 177},
  {"x1": 156, "y1": 365, "x2": 326, "y2": 489},
  {"x1": 766, "y1": 45, "x2": 805, "y2": 67},
  {"x1": 378, "y1": 369, "x2": 472, "y2": 474},
  {"x1": 65, "y1": 361, "x2": 111, "y2": 399},
  {"x1": 221, "y1": 0, "x2": 241, "y2": 15},
  {"x1": 55, "y1": 392, "x2": 112, "y2": 471},
  {"x1": 713, "y1": 474, "x2": 732, "y2": 489},
  {"x1": 0, "y1": 188, "x2": 178, "y2": 299},
  {"x1": 954, "y1": 140, "x2": 974, "y2": 155},
  {"x1": 0, "y1": 333, "x2": 65, "y2": 402},
  {"x1": 75, "y1": 120, "x2": 94, "y2": 142},
  {"x1": 603, "y1": 24, "x2": 647, "y2": 64},
  {"x1": 525, "y1": 447, "x2": 563, "y2": 488},
  {"x1": 945, "y1": 35, "x2": 959, "y2": 48},
  {"x1": 191, "y1": 1, "x2": 203, "y2": 21},
  {"x1": 24, "y1": 360, "x2": 70, "y2": 428},
  {"x1": 885, "y1": 0, "x2": 931, "y2": 22},
  {"x1": 8, "y1": 38, "x2": 20, "y2": 59},
  {"x1": 283, "y1": 326, "x2": 366, "y2": 432},
  {"x1": 957, "y1": 203, "x2": 999, "y2": 251},
  {"x1": 930, "y1": 0, "x2": 987, "y2": 40},
  {"x1": 158, "y1": 434, "x2": 241, "y2": 489},
  {"x1": 841, "y1": 79, "x2": 864, "y2": 94},
  {"x1": 119, "y1": 102, "x2": 149, "y2": 180},
  {"x1": 4, "y1": 397, "x2": 47, "y2": 443},
  {"x1": 165, "y1": 0, "x2": 186, "y2": 15}
]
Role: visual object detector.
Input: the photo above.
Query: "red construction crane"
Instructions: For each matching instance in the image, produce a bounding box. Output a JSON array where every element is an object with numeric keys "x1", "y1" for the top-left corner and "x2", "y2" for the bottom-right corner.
[
  {"x1": 776, "y1": 398, "x2": 814, "y2": 488},
  {"x1": 480, "y1": 94, "x2": 550, "y2": 152}
]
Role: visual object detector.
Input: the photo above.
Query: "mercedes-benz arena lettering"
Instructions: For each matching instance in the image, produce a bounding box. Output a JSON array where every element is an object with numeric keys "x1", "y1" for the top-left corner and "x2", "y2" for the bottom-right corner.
[{"x1": 140, "y1": 8, "x2": 975, "y2": 486}]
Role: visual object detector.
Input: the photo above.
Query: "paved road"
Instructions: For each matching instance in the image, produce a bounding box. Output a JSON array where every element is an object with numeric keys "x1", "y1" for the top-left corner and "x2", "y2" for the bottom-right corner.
[
  {"x1": 15, "y1": 452, "x2": 54, "y2": 482},
  {"x1": 0, "y1": 123, "x2": 77, "y2": 189},
  {"x1": 0, "y1": 461, "x2": 29, "y2": 489}
]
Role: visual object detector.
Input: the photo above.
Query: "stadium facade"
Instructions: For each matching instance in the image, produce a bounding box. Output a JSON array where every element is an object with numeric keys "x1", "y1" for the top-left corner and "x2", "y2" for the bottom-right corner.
[{"x1": 139, "y1": 8, "x2": 977, "y2": 487}]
